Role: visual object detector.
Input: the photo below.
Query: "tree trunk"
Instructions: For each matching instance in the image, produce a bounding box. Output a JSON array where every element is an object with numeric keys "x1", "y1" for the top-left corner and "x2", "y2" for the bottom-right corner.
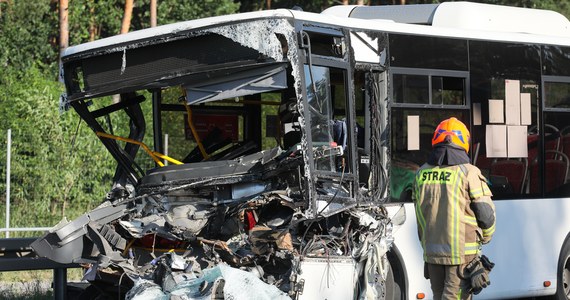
[
  {"x1": 59, "y1": 0, "x2": 69, "y2": 61},
  {"x1": 121, "y1": 0, "x2": 134, "y2": 34},
  {"x1": 343, "y1": 0, "x2": 348, "y2": 4},
  {"x1": 89, "y1": 2, "x2": 96, "y2": 41},
  {"x1": 266, "y1": 0, "x2": 271, "y2": 10},
  {"x1": 357, "y1": 0, "x2": 364, "y2": 5},
  {"x1": 150, "y1": 0, "x2": 157, "y2": 27}
]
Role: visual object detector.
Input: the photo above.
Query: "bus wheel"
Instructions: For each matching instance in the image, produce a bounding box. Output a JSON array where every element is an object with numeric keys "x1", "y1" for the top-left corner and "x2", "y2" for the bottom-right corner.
[{"x1": 555, "y1": 240, "x2": 570, "y2": 299}]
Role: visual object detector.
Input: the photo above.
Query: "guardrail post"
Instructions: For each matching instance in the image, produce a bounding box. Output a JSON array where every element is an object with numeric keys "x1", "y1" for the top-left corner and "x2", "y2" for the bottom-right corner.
[
  {"x1": 5, "y1": 129, "x2": 11, "y2": 238},
  {"x1": 53, "y1": 268, "x2": 67, "y2": 300}
]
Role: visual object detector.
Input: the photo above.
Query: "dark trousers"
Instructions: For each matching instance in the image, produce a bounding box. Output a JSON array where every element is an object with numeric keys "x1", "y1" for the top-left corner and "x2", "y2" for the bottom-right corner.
[{"x1": 427, "y1": 263, "x2": 472, "y2": 300}]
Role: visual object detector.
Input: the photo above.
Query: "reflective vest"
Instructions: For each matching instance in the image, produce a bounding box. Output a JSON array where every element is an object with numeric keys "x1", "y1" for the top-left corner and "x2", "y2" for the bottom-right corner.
[{"x1": 413, "y1": 163, "x2": 495, "y2": 265}]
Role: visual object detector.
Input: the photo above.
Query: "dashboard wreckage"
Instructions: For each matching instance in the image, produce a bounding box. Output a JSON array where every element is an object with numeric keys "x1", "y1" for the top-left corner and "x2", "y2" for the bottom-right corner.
[{"x1": 32, "y1": 9, "x2": 404, "y2": 300}]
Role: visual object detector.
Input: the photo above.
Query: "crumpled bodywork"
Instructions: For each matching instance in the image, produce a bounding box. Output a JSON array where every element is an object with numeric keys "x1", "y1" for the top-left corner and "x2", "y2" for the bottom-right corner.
[
  {"x1": 34, "y1": 11, "x2": 398, "y2": 300},
  {"x1": 32, "y1": 149, "x2": 397, "y2": 299}
]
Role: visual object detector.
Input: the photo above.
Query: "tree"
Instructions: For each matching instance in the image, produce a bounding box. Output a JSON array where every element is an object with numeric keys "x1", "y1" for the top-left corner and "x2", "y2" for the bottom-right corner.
[
  {"x1": 150, "y1": 0, "x2": 156, "y2": 27},
  {"x1": 120, "y1": 0, "x2": 134, "y2": 34},
  {"x1": 59, "y1": 0, "x2": 69, "y2": 71}
]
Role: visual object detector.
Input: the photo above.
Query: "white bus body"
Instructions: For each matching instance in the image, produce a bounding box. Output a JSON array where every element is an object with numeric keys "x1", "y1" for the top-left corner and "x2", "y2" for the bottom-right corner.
[{"x1": 323, "y1": 2, "x2": 570, "y2": 299}]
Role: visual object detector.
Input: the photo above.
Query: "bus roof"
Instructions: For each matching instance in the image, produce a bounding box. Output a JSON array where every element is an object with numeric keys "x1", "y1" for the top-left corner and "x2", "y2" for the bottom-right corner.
[
  {"x1": 322, "y1": 2, "x2": 570, "y2": 38},
  {"x1": 63, "y1": 2, "x2": 570, "y2": 60},
  {"x1": 61, "y1": 9, "x2": 297, "y2": 58}
]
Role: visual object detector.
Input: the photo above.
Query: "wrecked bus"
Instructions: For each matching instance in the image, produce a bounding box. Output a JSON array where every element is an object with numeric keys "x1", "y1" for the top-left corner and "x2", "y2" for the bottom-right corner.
[
  {"x1": 33, "y1": 2, "x2": 570, "y2": 299},
  {"x1": 32, "y1": 7, "x2": 403, "y2": 300}
]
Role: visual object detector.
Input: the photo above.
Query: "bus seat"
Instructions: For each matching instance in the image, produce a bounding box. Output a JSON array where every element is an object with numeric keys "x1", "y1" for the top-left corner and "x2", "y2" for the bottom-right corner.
[
  {"x1": 561, "y1": 126, "x2": 570, "y2": 178},
  {"x1": 490, "y1": 158, "x2": 527, "y2": 194},
  {"x1": 529, "y1": 150, "x2": 569, "y2": 194},
  {"x1": 527, "y1": 124, "x2": 561, "y2": 162},
  {"x1": 183, "y1": 126, "x2": 231, "y2": 163},
  {"x1": 475, "y1": 155, "x2": 492, "y2": 178},
  {"x1": 472, "y1": 143, "x2": 491, "y2": 178}
]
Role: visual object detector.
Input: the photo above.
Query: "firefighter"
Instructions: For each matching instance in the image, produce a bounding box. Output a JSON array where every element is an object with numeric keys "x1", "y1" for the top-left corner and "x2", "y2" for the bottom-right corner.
[{"x1": 413, "y1": 117, "x2": 496, "y2": 300}]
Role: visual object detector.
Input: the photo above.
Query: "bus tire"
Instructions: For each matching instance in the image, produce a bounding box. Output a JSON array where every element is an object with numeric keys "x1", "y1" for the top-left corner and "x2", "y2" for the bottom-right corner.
[{"x1": 554, "y1": 237, "x2": 570, "y2": 299}]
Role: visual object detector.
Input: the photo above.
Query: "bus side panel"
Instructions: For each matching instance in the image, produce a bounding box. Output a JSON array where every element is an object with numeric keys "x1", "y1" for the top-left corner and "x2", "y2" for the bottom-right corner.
[
  {"x1": 479, "y1": 198, "x2": 570, "y2": 299},
  {"x1": 387, "y1": 204, "x2": 433, "y2": 299},
  {"x1": 389, "y1": 199, "x2": 570, "y2": 299}
]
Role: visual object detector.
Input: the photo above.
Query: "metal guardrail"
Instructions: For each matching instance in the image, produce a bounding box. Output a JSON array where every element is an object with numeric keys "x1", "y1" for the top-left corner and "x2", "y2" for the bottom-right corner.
[
  {"x1": 0, "y1": 237, "x2": 81, "y2": 300},
  {"x1": 0, "y1": 227, "x2": 51, "y2": 233},
  {"x1": 2, "y1": 130, "x2": 83, "y2": 299}
]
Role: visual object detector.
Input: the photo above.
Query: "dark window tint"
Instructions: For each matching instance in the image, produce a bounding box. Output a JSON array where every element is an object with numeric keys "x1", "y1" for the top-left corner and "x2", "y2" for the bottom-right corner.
[
  {"x1": 393, "y1": 74, "x2": 429, "y2": 104},
  {"x1": 545, "y1": 81, "x2": 570, "y2": 108},
  {"x1": 543, "y1": 46, "x2": 570, "y2": 76},
  {"x1": 469, "y1": 41, "x2": 540, "y2": 81},
  {"x1": 432, "y1": 76, "x2": 466, "y2": 105},
  {"x1": 389, "y1": 34, "x2": 468, "y2": 70}
]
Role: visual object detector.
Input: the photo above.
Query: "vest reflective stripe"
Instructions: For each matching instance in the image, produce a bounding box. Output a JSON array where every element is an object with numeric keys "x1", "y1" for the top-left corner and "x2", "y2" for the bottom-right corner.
[
  {"x1": 415, "y1": 198, "x2": 427, "y2": 260},
  {"x1": 464, "y1": 242, "x2": 480, "y2": 255},
  {"x1": 465, "y1": 215, "x2": 477, "y2": 226},
  {"x1": 425, "y1": 243, "x2": 451, "y2": 255},
  {"x1": 425, "y1": 242, "x2": 479, "y2": 256},
  {"x1": 415, "y1": 204, "x2": 426, "y2": 236},
  {"x1": 470, "y1": 185, "x2": 491, "y2": 198},
  {"x1": 451, "y1": 169, "x2": 462, "y2": 264},
  {"x1": 470, "y1": 187, "x2": 484, "y2": 198},
  {"x1": 483, "y1": 222, "x2": 496, "y2": 237}
]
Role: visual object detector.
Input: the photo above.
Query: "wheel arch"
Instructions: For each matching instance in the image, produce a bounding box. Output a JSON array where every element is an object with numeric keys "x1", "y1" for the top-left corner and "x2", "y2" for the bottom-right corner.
[
  {"x1": 388, "y1": 244, "x2": 408, "y2": 300},
  {"x1": 555, "y1": 231, "x2": 570, "y2": 298}
]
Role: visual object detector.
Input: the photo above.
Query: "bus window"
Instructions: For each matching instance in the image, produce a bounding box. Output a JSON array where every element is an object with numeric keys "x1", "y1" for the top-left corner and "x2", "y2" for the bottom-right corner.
[
  {"x1": 432, "y1": 76, "x2": 466, "y2": 106},
  {"x1": 472, "y1": 79, "x2": 541, "y2": 198},
  {"x1": 393, "y1": 74, "x2": 429, "y2": 104},
  {"x1": 390, "y1": 108, "x2": 469, "y2": 202},
  {"x1": 390, "y1": 69, "x2": 469, "y2": 202},
  {"x1": 304, "y1": 65, "x2": 352, "y2": 174},
  {"x1": 159, "y1": 87, "x2": 282, "y2": 165},
  {"x1": 467, "y1": 41, "x2": 543, "y2": 199},
  {"x1": 542, "y1": 80, "x2": 570, "y2": 196}
]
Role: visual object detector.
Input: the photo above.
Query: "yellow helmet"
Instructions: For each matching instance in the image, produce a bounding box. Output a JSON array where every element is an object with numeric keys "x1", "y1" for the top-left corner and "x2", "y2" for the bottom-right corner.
[{"x1": 432, "y1": 117, "x2": 470, "y2": 153}]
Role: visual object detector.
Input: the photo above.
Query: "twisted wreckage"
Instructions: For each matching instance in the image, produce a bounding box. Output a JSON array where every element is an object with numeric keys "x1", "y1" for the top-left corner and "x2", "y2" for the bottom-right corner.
[{"x1": 32, "y1": 8, "x2": 404, "y2": 299}]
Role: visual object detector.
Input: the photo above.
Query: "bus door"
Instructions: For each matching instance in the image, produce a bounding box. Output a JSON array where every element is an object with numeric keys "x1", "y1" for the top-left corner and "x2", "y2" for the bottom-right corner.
[{"x1": 297, "y1": 26, "x2": 359, "y2": 217}]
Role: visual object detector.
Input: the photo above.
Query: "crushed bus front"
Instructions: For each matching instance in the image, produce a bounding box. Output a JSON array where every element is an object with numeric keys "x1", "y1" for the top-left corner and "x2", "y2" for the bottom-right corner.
[{"x1": 32, "y1": 10, "x2": 400, "y2": 299}]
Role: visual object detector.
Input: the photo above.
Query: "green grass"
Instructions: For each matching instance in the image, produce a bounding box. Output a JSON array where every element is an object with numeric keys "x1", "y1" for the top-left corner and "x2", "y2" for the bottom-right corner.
[
  {"x1": 0, "y1": 269, "x2": 83, "y2": 282},
  {"x1": 0, "y1": 269, "x2": 85, "y2": 299},
  {"x1": 0, "y1": 279, "x2": 52, "y2": 299}
]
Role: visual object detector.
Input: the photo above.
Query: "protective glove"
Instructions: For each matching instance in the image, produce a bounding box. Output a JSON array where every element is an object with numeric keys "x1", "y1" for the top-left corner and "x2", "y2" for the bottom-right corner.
[
  {"x1": 480, "y1": 255, "x2": 495, "y2": 271},
  {"x1": 469, "y1": 262, "x2": 491, "y2": 295}
]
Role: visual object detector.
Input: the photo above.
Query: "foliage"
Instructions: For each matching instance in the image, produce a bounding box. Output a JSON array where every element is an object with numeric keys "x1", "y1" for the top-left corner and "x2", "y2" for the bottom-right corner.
[
  {"x1": 0, "y1": 0, "x2": 242, "y2": 233},
  {"x1": 0, "y1": 67, "x2": 115, "y2": 232},
  {"x1": 0, "y1": 1, "x2": 59, "y2": 75},
  {"x1": 67, "y1": 0, "x2": 240, "y2": 46}
]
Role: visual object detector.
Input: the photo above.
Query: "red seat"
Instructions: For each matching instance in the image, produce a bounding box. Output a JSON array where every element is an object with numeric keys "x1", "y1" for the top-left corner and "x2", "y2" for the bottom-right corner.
[
  {"x1": 529, "y1": 150, "x2": 569, "y2": 194},
  {"x1": 490, "y1": 159, "x2": 527, "y2": 194},
  {"x1": 528, "y1": 125, "x2": 561, "y2": 163}
]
